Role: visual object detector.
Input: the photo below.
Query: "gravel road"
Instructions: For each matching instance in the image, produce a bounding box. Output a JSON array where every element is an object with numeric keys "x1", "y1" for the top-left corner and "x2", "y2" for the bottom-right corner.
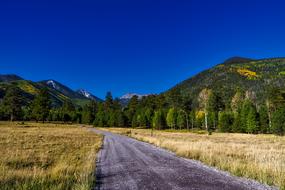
[{"x1": 91, "y1": 129, "x2": 276, "y2": 190}]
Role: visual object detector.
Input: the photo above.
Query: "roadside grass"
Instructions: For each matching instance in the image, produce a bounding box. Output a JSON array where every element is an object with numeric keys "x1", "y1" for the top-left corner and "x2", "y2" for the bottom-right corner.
[
  {"x1": 100, "y1": 127, "x2": 285, "y2": 189},
  {"x1": 0, "y1": 122, "x2": 102, "y2": 190}
]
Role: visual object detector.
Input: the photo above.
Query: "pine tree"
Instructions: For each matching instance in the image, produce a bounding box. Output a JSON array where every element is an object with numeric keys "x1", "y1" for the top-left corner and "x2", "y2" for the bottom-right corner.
[
  {"x1": 2, "y1": 86, "x2": 23, "y2": 121},
  {"x1": 232, "y1": 111, "x2": 242, "y2": 133},
  {"x1": 240, "y1": 99, "x2": 252, "y2": 133},
  {"x1": 246, "y1": 105, "x2": 258, "y2": 134},
  {"x1": 131, "y1": 114, "x2": 139, "y2": 128},
  {"x1": 207, "y1": 92, "x2": 224, "y2": 130},
  {"x1": 116, "y1": 111, "x2": 126, "y2": 127},
  {"x1": 105, "y1": 92, "x2": 113, "y2": 108},
  {"x1": 144, "y1": 108, "x2": 153, "y2": 128},
  {"x1": 218, "y1": 112, "x2": 233, "y2": 132},
  {"x1": 259, "y1": 105, "x2": 269, "y2": 133},
  {"x1": 82, "y1": 101, "x2": 98, "y2": 124},
  {"x1": 272, "y1": 107, "x2": 285, "y2": 136},
  {"x1": 32, "y1": 88, "x2": 51, "y2": 122},
  {"x1": 61, "y1": 100, "x2": 76, "y2": 123},
  {"x1": 126, "y1": 95, "x2": 139, "y2": 126},
  {"x1": 94, "y1": 110, "x2": 105, "y2": 127},
  {"x1": 108, "y1": 111, "x2": 116, "y2": 127}
]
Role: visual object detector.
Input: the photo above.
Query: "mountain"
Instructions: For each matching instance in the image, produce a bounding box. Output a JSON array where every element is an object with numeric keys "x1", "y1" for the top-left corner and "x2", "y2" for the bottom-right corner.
[
  {"x1": 0, "y1": 76, "x2": 101, "y2": 107},
  {"x1": 166, "y1": 57, "x2": 285, "y2": 106},
  {"x1": 119, "y1": 93, "x2": 150, "y2": 105},
  {"x1": 39, "y1": 80, "x2": 86, "y2": 99},
  {"x1": 120, "y1": 93, "x2": 149, "y2": 100},
  {"x1": 222, "y1": 56, "x2": 253, "y2": 65},
  {"x1": 0, "y1": 74, "x2": 23, "y2": 82},
  {"x1": 76, "y1": 89, "x2": 101, "y2": 101}
]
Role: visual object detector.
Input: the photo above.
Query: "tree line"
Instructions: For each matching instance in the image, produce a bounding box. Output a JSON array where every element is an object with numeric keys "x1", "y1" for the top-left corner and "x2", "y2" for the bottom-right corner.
[{"x1": 0, "y1": 86, "x2": 284, "y2": 136}]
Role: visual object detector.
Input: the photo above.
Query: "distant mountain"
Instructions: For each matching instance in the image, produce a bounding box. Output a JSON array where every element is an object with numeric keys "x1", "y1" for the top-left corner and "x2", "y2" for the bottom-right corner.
[
  {"x1": 166, "y1": 57, "x2": 285, "y2": 106},
  {"x1": 119, "y1": 93, "x2": 150, "y2": 105},
  {"x1": 0, "y1": 76, "x2": 101, "y2": 107},
  {"x1": 39, "y1": 80, "x2": 86, "y2": 99},
  {"x1": 0, "y1": 74, "x2": 23, "y2": 82},
  {"x1": 120, "y1": 93, "x2": 149, "y2": 100},
  {"x1": 222, "y1": 56, "x2": 253, "y2": 65},
  {"x1": 76, "y1": 89, "x2": 101, "y2": 101}
]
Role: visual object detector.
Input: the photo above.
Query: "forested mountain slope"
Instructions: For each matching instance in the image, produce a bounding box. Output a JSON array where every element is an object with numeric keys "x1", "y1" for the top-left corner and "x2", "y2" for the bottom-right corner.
[
  {"x1": 0, "y1": 75, "x2": 101, "y2": 106},
  {"x1": 166, "y1": 57, "x2": 285, "y2": 106}
]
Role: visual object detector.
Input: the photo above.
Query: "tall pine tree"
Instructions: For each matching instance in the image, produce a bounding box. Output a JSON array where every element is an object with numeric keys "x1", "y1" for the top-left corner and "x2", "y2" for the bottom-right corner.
[
  {"x1": 32, "y1": 88, "x2": 51, "y2": 122},
  {"x1": 2, "y1": 86, "x2": 23, "y2": 121}
]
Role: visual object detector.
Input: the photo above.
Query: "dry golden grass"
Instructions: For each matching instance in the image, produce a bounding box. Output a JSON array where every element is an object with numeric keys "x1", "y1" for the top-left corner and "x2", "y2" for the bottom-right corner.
[
  {"x1": 102, "y1": 128, "x2": 285, "y2": 189},
  {"x1": 0, "y1": 122, "x2": 102, "y2": 190}
]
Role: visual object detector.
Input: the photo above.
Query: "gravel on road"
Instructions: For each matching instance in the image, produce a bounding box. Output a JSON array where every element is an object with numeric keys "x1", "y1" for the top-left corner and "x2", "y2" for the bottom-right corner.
[{"x1": 91, "y1": 129, "x2": 276, "y2": 190}]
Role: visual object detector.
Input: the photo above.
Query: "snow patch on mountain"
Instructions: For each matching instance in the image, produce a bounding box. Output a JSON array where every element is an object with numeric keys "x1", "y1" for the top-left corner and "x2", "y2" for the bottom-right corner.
[
  {"x1": 77, "y1": 89, "x2": 92, "y2": 99},
  {"x1": 120, "y1": 93, "x2": 149, "y2": 100},
  {"x1": 46, "y1": 80, "x2": 57, "y2": 89}
]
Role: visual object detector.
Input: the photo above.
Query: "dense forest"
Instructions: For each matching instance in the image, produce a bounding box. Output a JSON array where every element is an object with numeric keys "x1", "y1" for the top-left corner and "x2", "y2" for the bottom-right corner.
[
  {"x1": 0, "y1": 85, "x2": 285, "y2": 136},
  {"x1": 2, "y1": 58, "x2": 285, "y2": 136}
]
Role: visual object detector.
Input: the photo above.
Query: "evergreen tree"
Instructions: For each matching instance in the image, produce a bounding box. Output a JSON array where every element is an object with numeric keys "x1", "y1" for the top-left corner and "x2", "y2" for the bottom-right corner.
[
  {"x1": 61, "y1": 100, "x2": 76, "y2": 123},
  {"x1": 218, "y1": 112, "x2": 233, "y2": 132},
  {"x1": 272, "y1": 107, "x2": 285, "y2": 136},
  {"x1": 259, "y1": 105, "x2": 269, "y2": 133},
  {"x1": 93, "y1": 103, "x2": 105, "y2": 127},
  {"x1": 246, "y1": 105, "x2": 258, "y2": 134},
  {"x1": 232, "y1": 111, "x2": 242, "y2": 133},
  {"x1": 108, "y1": 111, "x2": 116, "y2": 127},
  {"x1": 116, "y1": 111, "x2": 126, "y2": 127},
  {"x1": 240, "y1": 99, "x2": 252, "y2": 133},
  {"x1": 105, "y1": 91, "x2": 113, "y2": 110},
  {"x1": 94, "y1": 110, "x2": 106, "y2": 127},
  {"x1": 82, "y1": 101, "x2": 98, "y2": 124},
  {"x1": 144, "y1": 108, "x2": 153, "y2": 128},
  {"x1": 126, "y1": 95, "x2": 139, "y2": 126},
  {"x1": 2, "y1": 86, "x2": 23, "y2": 121},
  {"x1": 131, "y1": 114, "x2": 139, "y2": 128},
  {"x1": 32, "y1": 88, "x2": 51, "y2": 122}
]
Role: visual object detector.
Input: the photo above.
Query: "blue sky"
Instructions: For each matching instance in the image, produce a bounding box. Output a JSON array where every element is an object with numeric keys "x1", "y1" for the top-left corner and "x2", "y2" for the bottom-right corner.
[{"x1": 1, "y1": 0, "x2": 285, "y2": 99}]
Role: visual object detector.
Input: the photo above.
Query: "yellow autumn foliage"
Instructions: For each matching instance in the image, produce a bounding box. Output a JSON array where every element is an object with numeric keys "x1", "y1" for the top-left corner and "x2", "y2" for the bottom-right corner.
[
  {"x1": 237, "y1": 68, "x2": 258, "y2": 79},
  {"x1": 17, "y1": 82, "x2": 39, "y2": 95},
  {"x1": 195, "y1": 110, "x2": 204, "y2": 119}
]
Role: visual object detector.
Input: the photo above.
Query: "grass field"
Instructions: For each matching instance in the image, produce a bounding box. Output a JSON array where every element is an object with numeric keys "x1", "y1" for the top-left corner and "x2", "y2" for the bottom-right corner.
[
  {"x1": 0, "y1": 122, "x2": 102, "y2": 190},
  {"x1": 101, "y1": 128, "x2": 285, "y2": 189}
]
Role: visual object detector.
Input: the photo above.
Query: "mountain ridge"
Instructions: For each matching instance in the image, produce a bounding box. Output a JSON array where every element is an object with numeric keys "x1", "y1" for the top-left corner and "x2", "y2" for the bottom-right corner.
[
  {"x1": 165, "y1": 57, "x2": 285, "y2": 106},
  {"x1": 0, "y1": 76, "x2": 101, "y2": 107}
]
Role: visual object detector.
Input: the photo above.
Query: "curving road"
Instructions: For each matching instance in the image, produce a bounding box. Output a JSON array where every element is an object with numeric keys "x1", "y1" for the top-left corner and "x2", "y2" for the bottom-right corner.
[{"x1": 91, "y1": 129, "x2": 275, "y2": 190}]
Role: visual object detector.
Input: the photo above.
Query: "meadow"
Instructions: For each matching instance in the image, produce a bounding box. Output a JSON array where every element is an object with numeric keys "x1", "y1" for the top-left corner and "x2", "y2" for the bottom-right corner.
[
  {"x1": 101, "y1": 128, "x2": 285, "y2": 189},
  {"x1": 0, "y1": 122, "x2": 102, "y2": 190}
]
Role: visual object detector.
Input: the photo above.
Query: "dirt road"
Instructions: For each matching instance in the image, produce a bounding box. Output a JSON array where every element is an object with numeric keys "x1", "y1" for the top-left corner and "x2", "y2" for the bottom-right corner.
[{"x1": 92, "y1": 129, "x2": 275, "y2": 190}]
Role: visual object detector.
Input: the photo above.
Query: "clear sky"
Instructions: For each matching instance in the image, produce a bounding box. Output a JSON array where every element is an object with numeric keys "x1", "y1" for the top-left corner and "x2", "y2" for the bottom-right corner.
[{"x1": 1, "y1": 0, "x2": 285, "y2": 99}]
